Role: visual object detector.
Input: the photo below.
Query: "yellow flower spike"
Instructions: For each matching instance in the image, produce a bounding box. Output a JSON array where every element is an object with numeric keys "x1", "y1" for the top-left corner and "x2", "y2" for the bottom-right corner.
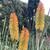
[
  {"x1": 9, "y1": 12, "x2": 19, "y2": 41},
  {"x1": 35, "y1": 2, "x2": 45, "y2": 32},
  {"x1": 18, "y1": 27, "x2": 29, "y2": 50}
]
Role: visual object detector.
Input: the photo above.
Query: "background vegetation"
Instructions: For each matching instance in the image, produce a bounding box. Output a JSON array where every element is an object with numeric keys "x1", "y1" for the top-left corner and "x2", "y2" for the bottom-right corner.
[{"x1": 0, "y1": 0, "x2": 50, "y2": 50}]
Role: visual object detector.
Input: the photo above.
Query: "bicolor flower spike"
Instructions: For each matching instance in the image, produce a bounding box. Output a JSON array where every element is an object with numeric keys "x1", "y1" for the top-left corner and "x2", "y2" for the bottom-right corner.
[{"x1": 35, "y1": 2, "x2": 45, "y2": 32}]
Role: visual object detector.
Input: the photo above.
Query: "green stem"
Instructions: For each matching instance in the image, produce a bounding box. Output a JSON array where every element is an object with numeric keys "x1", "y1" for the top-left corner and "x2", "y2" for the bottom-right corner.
[
  {"x1": 1, "y1": 16, "x2": 6, "y2": 50},
  {"x1": 40, "y1": 37, "x2": 45, "y2": 50},
  {"x1": 2, "y1": 16, "x2": 6, "y2": 35}
]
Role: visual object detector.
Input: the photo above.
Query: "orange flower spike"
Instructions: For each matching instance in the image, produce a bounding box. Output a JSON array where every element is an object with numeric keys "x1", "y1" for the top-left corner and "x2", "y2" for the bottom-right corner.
[
  {"x1": 9, "y1": 12, "x2": 19, "y2": 41},
  {"x1": 23, "y1": 28, "x2": 29, "y2": 50},
  {"x1": 18, "y1": 27, "x2": 29, "y2": 50}
]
